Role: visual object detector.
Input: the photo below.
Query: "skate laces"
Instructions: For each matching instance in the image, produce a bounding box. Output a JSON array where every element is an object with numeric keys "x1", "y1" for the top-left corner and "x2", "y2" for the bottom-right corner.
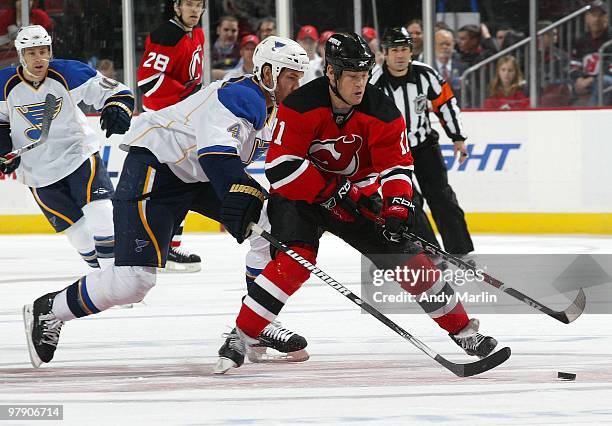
[
  {"x1": 261, "y1": 321, "x2": 294, "y2": 343},
  {"x1": 460, "y1": 333, "x2": 485, "y2": 350},
  {"x1": 38, "y1": 313, "x2": 63, "y2": 347},
  {"x1": 221, "y1": 330, "x2": 247, "y2": 355},
  {"x1": 170, "y1": 247, "x2": 191, "y2": 258}
]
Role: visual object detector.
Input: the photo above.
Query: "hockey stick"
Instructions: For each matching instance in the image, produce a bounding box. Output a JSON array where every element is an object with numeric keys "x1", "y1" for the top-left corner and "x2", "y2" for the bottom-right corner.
[
  {"x1": 0, "y1": 94, "x2": 57, "y2": 165},
  {"x1": 354, "y1": 206, "x2": 586, "y2": 324},
  {"x1": 399, "y1": 229, "x2": 586, "y2": 324},
  {"x1": 249, "y1": 222, "x2": 511, "y2": 378}
]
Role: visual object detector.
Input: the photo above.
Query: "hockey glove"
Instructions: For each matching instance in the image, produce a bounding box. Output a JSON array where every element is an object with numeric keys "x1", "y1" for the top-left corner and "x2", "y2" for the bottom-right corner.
[
  {"x1": 381, "y1": 196, "x2": 415, "y2": 242},
  {"x1": 0, "y1": 156, "x2": 19, "y2": 174},
  {"x1": 0, "y1": 131, "x2": 19, "y2": 174},
  {"x1": 100, "y1": 102, "x2": 132, "y2": 138},
  {"x1": 179, "y1": 79, "x2": 202, "y2": 100},
  {"x1": 220, "y1": 177, "x2": 265, "y2": 244},
  {"x1": 316, "y1": 177, "x2": 372, "y2": 223}
]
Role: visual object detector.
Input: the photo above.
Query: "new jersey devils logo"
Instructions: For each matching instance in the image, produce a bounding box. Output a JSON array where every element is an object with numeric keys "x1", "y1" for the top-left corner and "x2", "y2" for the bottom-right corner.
[
  {"x1": 308, "y1": 134, "x2": 363, "y2": 176},
  {"x1": 190, "y1": 46, "x2": 203, "y2": 80}
]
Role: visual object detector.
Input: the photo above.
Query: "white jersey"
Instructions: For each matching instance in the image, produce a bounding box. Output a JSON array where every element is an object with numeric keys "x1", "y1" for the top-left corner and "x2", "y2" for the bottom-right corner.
[
  {"x1": 0, "y1": 60, "x2": 133, "y2": 187},
  {"x1": 122, "y1": 76, "x2": 273, "y2": 184}
]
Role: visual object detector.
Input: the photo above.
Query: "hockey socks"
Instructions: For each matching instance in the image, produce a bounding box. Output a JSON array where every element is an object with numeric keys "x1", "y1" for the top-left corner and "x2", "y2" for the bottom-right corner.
[
  {"x1": 396, "y1": 252, "x2": 469, "y2": 335},
  {"x1": 236, "y1": 245, "x2": 316, "y2": 338}
]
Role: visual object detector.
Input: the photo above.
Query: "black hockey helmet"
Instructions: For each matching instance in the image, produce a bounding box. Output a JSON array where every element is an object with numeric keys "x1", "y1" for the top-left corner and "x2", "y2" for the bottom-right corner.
[
  {"x1": 380, "y1": 26, "x2": 413, "y2": 51},
  {"x1": 325, "y1": 32, "x2": 375, "y2": 79}
]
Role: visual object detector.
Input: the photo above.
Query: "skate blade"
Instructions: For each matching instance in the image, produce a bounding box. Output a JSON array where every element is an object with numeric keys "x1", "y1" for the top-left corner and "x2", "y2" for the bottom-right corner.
[
  {"x1": 248, "y1": 347, "x2": 310, "y2": 363},
  {"x1": 212, "y1": 357, "x2": 239, "y2": 374},
  {"x1": 22, "y1": 305, "x2": 43, "y2": 369},
  {"x1": 158, "y1": 261, "x2": 202, "y2": 274}
]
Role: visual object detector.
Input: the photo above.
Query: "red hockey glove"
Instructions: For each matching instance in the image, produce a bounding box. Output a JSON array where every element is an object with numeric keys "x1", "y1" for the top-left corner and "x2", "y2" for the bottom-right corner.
[{"x1": 381, "y1": 196, "x2": 415, "y2": 242}]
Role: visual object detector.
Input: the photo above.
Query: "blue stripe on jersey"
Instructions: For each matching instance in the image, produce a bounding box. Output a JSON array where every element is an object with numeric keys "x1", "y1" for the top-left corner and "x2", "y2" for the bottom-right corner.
[
  {"x1": 0, "y1": 66, "x2": 18, "y2": 101},
  {"x1": 217, "y1": 78, "x2": 267, "y2": 131},
  {"x1": 197, "y1": 145, "x2": 238, "y2": 157},
  {"x1": 48, "y1": 59, "x2": 97, "y2": 91}
]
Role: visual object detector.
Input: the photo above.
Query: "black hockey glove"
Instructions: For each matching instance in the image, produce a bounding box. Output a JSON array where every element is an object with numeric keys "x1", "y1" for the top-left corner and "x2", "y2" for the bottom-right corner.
[
  {"x1": 179, "y1": 79, "x2": 202, "y2": 100},
  {"x1": 100, "y1": 102, "x2": 132, "y2": 138},
  {"x1": 220, "y1": 177, "x2": 265, "y2": 244},
  {"x1": 316, "y1": 177, "x2": 374, "y2": 223},
  {"x1": 0, "y1": 156, "x2": 19, "y2": 174},
  {"x1": 381, "y1": 196, "x2": 415, "y2": 243},
  {"x1": 0, "y1": 131, "x2": 19, "y2": 174}
]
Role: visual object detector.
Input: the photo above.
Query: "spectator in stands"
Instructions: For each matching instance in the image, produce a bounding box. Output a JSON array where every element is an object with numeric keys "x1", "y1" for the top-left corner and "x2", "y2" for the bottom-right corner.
[
  {"x1": 435, "y1": 29, "x2": 468, "y2": 102},
  {"x1": 537, "y1": 20, "x2": 573, "y2": 106},
  {"x1": 457, "y1": 23, "x2": 499, "y2": 67},
  {"x1": 0, "y1": 0, "x2": 52, "y2": 46},
  {"x1": 223, "y1": 34, "x2": 259, "y2": 79},
  {"x1": 495, "y1": 24, "x2": 513, "y2": 49},
  {"x1": 256, "y1": 16, "x2": 276, "y2": 40},
  {"x1": 484, "y1": 55, "x2": 530, "y2": 109},
  {"x1": 317, "y1": 30, "x2": 334, "y2": 59},
  {"x1": 570, "y1": 0, "x2": 612, "y2": 105},
  {"x1": 212, "y1": 15, "x2": 240, "y2": 79},
  {"x1": 406, "y1": 19, "x2": 423, "y2": 61},
  {"x1": 296, "y1": 24, "x2": 322, "y2": 84},
  {"x1": 362, "y1": 26, "x2": 383, "y2": 65}
]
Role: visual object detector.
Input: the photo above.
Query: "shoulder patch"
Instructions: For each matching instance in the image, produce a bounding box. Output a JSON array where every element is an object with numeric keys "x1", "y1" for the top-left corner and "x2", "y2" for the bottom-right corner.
[
  {"x1": 48, "y1": 59, "x2": 97, "y2": 91},
  {"x1": 358, "y1": 84, "x2": 403, "y2": 123},
  {"x1": 0, "y1": 67, "x2": 19, "y2": 101},
  {"x1": 149, "y1": 20, "x2": 186, "y2": 47},
  {"x1": 217, "y1": 78, "x2": 267, "y2": 130},
  {"x1": 283, "y1": 77, "x2": 330, "y2": 113}
]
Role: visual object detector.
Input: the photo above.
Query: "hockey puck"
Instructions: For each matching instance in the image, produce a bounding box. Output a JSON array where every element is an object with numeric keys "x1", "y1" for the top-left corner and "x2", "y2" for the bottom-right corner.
[{"x1": 557, "y1": 372, "x2": 576, "y2": 380}]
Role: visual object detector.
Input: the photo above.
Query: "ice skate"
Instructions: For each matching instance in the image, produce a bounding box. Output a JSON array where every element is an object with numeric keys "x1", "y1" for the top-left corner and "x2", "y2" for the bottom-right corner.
[
  {"x1": 248, "y1": 321, "x2": 309, "y2": 363},
  {"x1": 23, "y1": 291, "x2": 64, "y2": 368},
  {"x1": 449, "y1": 318, "x2": 498, "y2": 358},
  {"x1": 160, "y1": 247, "x2": 202, "y2": 273},
  {"x1": 213, "y1": 328, "x2": 258, "y2": 374}
]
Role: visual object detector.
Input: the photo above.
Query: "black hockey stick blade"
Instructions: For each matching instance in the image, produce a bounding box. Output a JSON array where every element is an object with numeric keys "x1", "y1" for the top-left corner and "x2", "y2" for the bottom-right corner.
[
  {"x1": 436, "y1": 347, "x2": 511, "y2": 378},
  {"x1": 507, "y1": 287, "x2": 586, "y2": 324}
]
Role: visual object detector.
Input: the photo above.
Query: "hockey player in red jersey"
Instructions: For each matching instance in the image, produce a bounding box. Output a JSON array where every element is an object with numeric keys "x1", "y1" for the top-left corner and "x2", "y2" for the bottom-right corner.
[
  {"x1": 137, "y1": 0, "x2": 205, "y2": 112},
  {"x1": 214, "y1": 33, "x2": 499, "y2": 374},
  {"x1": 136, "y1": 0, "x2": 205, "y2": 272}
]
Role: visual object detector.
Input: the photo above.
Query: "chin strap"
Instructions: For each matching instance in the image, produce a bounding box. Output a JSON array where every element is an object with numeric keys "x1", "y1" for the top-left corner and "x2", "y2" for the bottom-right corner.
[{"x1": 327, "y1": 76, "x2": 352, "y2": 106}]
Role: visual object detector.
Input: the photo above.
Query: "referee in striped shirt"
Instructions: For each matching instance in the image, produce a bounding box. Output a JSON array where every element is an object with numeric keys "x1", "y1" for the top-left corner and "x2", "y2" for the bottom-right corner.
[{"x1": 371, "y1": 27, "x2": 473, "y2": 256}]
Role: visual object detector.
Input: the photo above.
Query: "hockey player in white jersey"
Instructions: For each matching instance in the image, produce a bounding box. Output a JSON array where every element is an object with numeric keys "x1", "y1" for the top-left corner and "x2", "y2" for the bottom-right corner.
[
  {"x1": 0, "y1": 25, "x2": 134, "y2": 269},
  {"x1": 23, "y1": 36, "x2": 311, "y2": 368}
]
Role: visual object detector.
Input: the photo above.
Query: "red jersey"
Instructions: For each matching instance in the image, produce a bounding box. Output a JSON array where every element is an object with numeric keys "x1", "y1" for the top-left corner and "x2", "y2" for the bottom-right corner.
[
  {"x1": 266, "y1": 77, "x2": 414, "y2": 204},
  {"x1": 483, "y1": 91, "x2": 530, "y2": 110},
  {"x1": 137, "y1": 19, "x2": 204, "y2": 111}
]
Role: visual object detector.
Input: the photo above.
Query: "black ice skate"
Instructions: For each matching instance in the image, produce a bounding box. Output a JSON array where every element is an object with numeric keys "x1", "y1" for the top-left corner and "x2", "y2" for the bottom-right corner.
[
  {"x1": 248, "y1": 321, "x2": 309, "y2": 363},
  {"x1": 449, "y1": 318, "x2": 498, "y2": 359},
  {"x1": 213, "y1": 328, "x2": 258, "y2": 374},
  {"x1": 162, "y1": 247, "x2": 202, "y2": 273},
  {"x1": 23, "y1": 291, "x2": 64, "y2": 368}
]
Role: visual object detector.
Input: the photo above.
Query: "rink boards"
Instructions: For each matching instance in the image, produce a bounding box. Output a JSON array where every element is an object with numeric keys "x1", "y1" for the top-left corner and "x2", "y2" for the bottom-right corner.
[{"x1": 1, "y1": 108, "x2": 611, "y2": 234}]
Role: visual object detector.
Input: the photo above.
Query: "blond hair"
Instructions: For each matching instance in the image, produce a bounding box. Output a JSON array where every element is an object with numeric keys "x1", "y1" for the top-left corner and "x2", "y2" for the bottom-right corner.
[{"x1": 488, "y1": 55, "x2": 525, "y2": 97}]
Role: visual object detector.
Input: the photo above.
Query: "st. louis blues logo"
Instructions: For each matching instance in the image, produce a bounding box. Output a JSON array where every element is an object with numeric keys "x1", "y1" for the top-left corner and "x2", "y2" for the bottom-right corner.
[
  {"x1": 16, "y1": 97, "x2": 62, "y2": 141},
  {"x1": 272, "y1": 41, "x2": 286, "y2": 51}
]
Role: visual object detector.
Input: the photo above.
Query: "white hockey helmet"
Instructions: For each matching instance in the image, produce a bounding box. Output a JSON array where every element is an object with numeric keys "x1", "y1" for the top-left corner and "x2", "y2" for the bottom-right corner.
[
  {"x1": 253, "y1": 36, "x2": 309, "y2": 94},
  {"x1": 15, "y1": 25, "x2": 53, "y2": 68}
]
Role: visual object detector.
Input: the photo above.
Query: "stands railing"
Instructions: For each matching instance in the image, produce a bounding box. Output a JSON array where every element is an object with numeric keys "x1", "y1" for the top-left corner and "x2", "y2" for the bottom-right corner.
[
  {"x1": 598, "y1": 38, "x2": 612, "y2": 105},
  {"x1": 459, "y1": 4, "x2": 592, "y2": 108}
]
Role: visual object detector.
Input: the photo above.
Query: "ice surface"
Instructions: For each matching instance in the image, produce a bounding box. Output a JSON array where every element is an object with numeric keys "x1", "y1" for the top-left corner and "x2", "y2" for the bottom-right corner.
[{"x1": 1, "y1": 233, "x2": 611, "y2": 425}]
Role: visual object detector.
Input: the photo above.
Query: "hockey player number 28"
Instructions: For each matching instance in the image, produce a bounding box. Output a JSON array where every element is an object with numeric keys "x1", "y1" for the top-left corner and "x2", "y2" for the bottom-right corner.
[{"x1": 143, "y1": 52, "x2": 170, "y2": 72}]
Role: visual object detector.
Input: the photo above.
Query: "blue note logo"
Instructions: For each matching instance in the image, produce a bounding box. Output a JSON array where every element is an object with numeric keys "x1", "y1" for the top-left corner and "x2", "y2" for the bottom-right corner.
[
  {"x1": 272, "y1": 41, "x2": 286, "y2": 51},
  {"x1": 16, "y1": 97, "x2": 62, "y2": 141},
  {"x1": 135, "y1": 239, "x2": 150, "y2": 253}
]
